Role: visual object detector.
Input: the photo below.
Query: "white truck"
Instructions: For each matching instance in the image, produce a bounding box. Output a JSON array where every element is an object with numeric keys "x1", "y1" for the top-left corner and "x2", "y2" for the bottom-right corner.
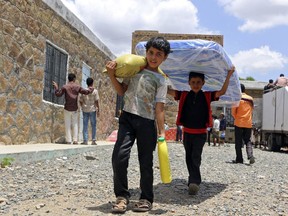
[{"x1": 262, "y1": 86, "x2": 288, "y2": 151}]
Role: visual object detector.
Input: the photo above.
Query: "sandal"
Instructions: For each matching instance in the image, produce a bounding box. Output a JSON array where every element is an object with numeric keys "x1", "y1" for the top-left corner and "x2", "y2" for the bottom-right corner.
[
  {"x1": 111, "y1": 196, "x2": 128, "y2": 213},
  {"x1": 132, "y1": 199, "x2": 152, "y2": 212}
]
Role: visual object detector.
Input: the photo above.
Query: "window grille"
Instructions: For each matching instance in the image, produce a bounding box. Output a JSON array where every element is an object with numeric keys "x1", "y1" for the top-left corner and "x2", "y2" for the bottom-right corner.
[{"x1": 43, "y1": 43, "x2": 68, "y2": 105}]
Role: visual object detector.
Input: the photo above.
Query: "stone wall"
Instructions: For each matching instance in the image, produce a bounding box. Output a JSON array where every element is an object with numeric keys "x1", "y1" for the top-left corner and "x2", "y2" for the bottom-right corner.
[{"x1": 0, "y1": 0, "x2": 117, "y2": 144}]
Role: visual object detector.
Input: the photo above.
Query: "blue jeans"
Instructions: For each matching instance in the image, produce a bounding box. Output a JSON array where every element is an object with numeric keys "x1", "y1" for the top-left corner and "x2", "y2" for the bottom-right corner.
[{"x1": 82, "y1": 111, "x2": 96, "y2": 142}]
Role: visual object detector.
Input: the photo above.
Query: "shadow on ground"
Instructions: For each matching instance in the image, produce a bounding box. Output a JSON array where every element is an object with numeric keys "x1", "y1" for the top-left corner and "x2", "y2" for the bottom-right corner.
[{"x1": 86, "y1": 178, "x2": 227, "y2": 214}]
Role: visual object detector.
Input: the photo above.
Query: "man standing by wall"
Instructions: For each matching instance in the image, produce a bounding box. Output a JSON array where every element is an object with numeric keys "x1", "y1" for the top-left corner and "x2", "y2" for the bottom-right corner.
[
  {"x1": 231, "y1": 84, "x2": 255, "y2": 164},
  {"x1": 53, "y1": 73, "x2": 94, "y2": 144},
  {"x1": 79, "y1": 78, "x2": 100, "y2": 145}
]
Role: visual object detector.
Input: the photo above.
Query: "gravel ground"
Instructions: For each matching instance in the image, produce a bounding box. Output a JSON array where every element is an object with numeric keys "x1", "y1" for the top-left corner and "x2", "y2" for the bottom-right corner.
[{"x1": 0, "y1": 142, "x2": 287, "y2": 216}]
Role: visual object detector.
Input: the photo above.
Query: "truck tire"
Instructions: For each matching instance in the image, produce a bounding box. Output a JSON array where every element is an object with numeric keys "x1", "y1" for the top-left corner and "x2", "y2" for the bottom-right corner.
[{"x1": 267, "y1": 134, "x2": 281, "y2": 152}]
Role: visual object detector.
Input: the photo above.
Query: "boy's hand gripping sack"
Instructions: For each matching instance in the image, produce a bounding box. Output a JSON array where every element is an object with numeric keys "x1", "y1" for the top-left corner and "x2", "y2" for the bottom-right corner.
[{"x1": 103, "y1": 54, "x2": 146, "y2": 78}]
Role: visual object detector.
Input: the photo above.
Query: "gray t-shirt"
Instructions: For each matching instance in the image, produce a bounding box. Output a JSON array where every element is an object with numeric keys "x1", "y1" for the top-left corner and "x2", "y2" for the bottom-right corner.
[{"x1": 122, "y1": 69, "x2": 168, "y2": 120}]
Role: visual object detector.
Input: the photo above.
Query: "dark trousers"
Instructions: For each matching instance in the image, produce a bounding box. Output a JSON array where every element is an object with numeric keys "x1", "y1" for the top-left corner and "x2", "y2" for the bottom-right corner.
[
  {"x1": 176, "y1": 126, "x2": 182, "y2": 141},
  {"x1": 234, "y1": 126, "x2": 253, "y2": 162},
  {"x1": 112, "y1": 111, "x2": 157, "y2": 203},
  {"x1": 183, "y1": 132, "x2": 207, "y2": 185}
]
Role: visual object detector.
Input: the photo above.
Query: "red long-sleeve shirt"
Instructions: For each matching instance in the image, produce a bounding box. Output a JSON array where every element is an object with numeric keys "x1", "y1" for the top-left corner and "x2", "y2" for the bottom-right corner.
[{"x1": 55, "y1": 82, "x2": 92, "y2": 111}]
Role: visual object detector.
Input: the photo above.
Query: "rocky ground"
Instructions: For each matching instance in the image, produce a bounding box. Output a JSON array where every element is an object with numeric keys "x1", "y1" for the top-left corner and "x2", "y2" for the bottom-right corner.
[{"x1": 0, "y1": 142, "x2": 287, "y2": 216}]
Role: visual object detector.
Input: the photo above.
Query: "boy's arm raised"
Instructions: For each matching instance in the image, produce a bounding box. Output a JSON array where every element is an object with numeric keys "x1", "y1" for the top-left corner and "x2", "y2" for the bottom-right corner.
[
  {"x1": 167, "y1": 88, "x2": 176, "y2": 97},
  {"x1": 215, "y1": 66, "x2": 235, "y2": 98},
  {"x1": 155, "y1": 102, "x2": 165, "y2": 139},
  {"x1": 106, "y1": 61, "x2": 128, "y2": 96}
]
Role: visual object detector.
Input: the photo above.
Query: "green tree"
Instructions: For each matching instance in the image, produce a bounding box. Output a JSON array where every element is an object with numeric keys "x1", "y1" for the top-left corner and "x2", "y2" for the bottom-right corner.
[
  {"x1": 239, "y1": 76, "x2": 255, "y2": 81},
  {"x1": 246, "y1": 76, "x2": 255, "y2": 81}
]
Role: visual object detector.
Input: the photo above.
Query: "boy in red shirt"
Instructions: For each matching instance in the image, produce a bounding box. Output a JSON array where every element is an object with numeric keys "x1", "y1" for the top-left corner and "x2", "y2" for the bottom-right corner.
[{"x1": 168, "y1": 67, "x2": 234, "y2": 195}]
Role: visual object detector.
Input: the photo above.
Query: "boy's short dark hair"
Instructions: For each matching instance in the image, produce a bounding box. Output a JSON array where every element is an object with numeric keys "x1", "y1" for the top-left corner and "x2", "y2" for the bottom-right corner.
[
  {"x1": 240, "y1": 83, "x2": 245, "y2": 93},
  {"x1": 68, "y1": 73, "x2": 76, "y2": 82},
  {"x1": 280, "y1": 74, "x2": 284, "y2": 77},
  {"x1": 269, "y1": 79, "x2": 273, "y2": 83},
  {"x1": 86, "y1": 77, "x2": 94, "y2": 86},
  {"x1": 145, "y1": 37, "x2": 171, "y2": 55},
  {"x1": 189, "y1": 71, "x2": 205, "y2": 81}
]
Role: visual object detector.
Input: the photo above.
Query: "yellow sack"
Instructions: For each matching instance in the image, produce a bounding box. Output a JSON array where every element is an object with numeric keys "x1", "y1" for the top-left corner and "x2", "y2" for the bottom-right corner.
[
  {"x1": 103, "y1": 54, "x2": 147, "y2": 78},
  {"x1": 103, "y1": 54, "x2": 167, "y2": 78}
]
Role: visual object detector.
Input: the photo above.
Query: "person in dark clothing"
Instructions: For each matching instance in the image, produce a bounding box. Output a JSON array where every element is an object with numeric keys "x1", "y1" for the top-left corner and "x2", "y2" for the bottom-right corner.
[
  {"x1": 176, "y1": 124, "x2": 183, "y2": 142},
  {"x1": 106, "y1": 37, "x2": 171, "y2": 213},
  {"x1": 168, "y1": 67, "x2": 235, "y2": 195},
  {"x1": 207, "y1": 127, "x2": 212, "y2": 146},
  {"x1": 263, "y1": 79, "x2": 275, "y2": 93},
  {"x1": 219, "y1": 113, "x2": 226, "y2": 145},
  {"x1": 232, "y1": 84, "x2": 255, "y2": 164}
]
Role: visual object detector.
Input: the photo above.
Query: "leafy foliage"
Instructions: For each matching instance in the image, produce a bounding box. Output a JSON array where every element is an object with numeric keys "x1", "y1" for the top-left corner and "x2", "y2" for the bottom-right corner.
[{"x1": 1, "y1": 157, "x2": 15, "y2": 168}]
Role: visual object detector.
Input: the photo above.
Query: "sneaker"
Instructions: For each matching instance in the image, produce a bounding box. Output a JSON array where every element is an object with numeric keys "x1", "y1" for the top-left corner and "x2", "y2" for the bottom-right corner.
[
  {"x1": 81, "y1": 141, "x2": 88, "y2": 145},
  {"x1": 91, "y1": 140, "x2": 97, "y2": 145},
  {"x1": 249, "y1": 157, "x2": 255, "y2": 164},
  {"x1": 73, "y1": 141, "x2": 78, "y2": 145},
  {"x1": 188, "y1": 183, "x2": 199, "y2": 195}
]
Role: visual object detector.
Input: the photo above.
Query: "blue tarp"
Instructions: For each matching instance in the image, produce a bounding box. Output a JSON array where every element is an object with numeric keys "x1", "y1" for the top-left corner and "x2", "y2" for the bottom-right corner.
[{"x1": 135, "y1": 39, "x2": 241, "y2": 107}]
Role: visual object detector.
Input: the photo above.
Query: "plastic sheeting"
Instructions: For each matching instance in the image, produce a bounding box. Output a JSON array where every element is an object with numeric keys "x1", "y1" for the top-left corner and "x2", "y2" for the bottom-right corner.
[{"x1": 135, "y1": 39, "x2": 241, "y2": 107}]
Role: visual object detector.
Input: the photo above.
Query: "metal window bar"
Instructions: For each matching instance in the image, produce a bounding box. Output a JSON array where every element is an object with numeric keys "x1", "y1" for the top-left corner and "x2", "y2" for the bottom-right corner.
[{"x1": 43, "y1": 43, "x2": 68, "y2": 105}]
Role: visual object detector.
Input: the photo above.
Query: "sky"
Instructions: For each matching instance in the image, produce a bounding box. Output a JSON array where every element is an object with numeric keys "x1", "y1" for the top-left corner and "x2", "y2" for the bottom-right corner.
[{"x1": 61, "y1": 0, "x2": 288, "y2": 82}]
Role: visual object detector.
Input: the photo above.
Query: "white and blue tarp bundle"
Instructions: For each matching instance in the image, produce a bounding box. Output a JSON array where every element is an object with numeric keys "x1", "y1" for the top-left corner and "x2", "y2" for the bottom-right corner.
[{"x1": 135, "y1": 39, "x2": 241, "y2": 107}]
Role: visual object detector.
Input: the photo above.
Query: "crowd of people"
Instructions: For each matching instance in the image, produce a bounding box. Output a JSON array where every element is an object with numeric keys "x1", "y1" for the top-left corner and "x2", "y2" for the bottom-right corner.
[{"x1": 264, "y1": 73, "x2": 288, "y2": 93}]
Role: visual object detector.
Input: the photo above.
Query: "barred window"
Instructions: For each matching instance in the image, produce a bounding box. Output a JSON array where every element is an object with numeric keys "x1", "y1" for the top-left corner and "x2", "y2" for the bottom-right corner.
[{"x1": 43, "y1": 43, "x2": 68, "y2": 105}]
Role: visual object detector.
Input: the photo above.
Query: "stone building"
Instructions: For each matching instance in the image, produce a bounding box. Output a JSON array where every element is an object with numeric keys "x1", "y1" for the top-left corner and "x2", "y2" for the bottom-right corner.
[
  {"x1": 0, "y1": 0, "x2": 117, "y2": 144},
  {"x1": 1, "y1": 1, "x2": 268, "y2": 145}
]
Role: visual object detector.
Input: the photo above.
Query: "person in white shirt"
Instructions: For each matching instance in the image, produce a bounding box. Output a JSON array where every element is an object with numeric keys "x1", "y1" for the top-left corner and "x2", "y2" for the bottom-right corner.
[
  {"x1": 274, "y1": 74, "x2": 287, "y2": 87},
  {"x1": 212, "y1": 115, "x2": 220, "y2": 146}
]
